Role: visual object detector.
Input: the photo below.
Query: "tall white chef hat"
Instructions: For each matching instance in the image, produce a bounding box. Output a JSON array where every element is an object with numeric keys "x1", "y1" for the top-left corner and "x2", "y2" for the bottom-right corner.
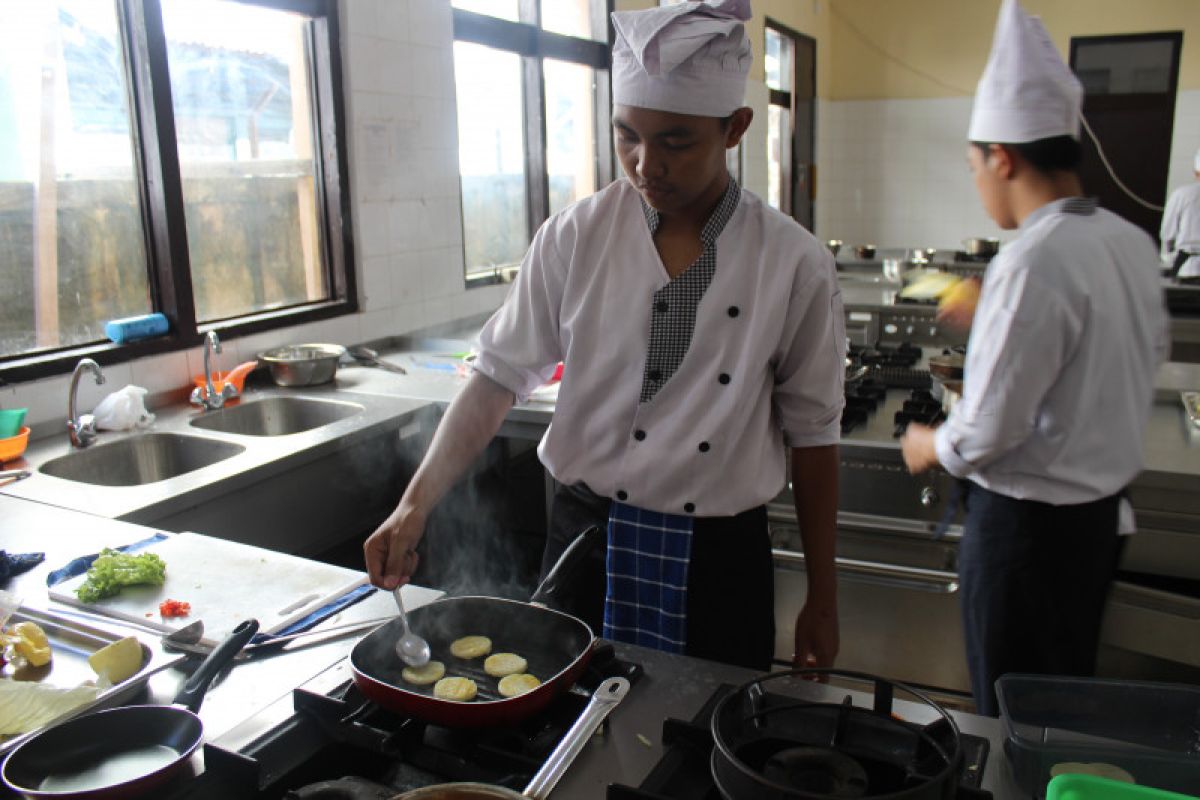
[
  {"x1": 967, "y1": 0, "x2": 1084, "y2": 143},
  {"x1": 611, "y1": 0, "x2": 752, "y2": 118}
]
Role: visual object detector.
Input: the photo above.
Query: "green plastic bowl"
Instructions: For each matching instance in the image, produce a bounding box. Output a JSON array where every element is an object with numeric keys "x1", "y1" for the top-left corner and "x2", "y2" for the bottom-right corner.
[
  {"x1": 0, "y1": 408, "x2": 27, "y2": 439},
  {"x1": 1048, "y1": 774, "x2": 1199, "y2": 800}
]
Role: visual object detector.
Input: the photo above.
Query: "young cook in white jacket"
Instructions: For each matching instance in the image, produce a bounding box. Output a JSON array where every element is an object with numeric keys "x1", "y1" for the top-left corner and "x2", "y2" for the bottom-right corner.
[
  {"x1": 365, "y1": 0, "x2": 844, "y2": 672},
  {"x1": 901, "y1": 0, "x2": 1169, "y2": 715}
]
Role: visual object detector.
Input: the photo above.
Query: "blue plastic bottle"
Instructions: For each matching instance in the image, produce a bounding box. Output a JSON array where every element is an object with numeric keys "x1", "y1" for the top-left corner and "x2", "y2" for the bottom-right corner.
[{"x1": 104, "y1": 313, "x2": 170, "y2": 344}]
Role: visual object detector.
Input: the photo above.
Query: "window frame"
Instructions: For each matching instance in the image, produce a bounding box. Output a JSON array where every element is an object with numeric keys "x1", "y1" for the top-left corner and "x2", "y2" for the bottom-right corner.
[
  {"x1": 0, "y1": 0, "x2": 356, "y2": 383},
  {"x1": 452, "y1": 1, "x2": 613, "y2": 286}
]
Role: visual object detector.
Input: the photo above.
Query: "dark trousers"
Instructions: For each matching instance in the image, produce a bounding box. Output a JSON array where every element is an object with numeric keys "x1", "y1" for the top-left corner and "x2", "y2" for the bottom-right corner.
[
  {"x1": 958, "y1": 481, "x2": 1123, "y2": 716},
  {"x1": 541, "y1": 482, "x2": 776, "y2": 671}
]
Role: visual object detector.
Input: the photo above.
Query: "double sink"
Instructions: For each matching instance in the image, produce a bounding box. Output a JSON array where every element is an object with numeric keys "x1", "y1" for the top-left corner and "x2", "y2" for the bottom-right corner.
[{"x1": 38, "y1": 397, "x2": 365, "y2": 487}]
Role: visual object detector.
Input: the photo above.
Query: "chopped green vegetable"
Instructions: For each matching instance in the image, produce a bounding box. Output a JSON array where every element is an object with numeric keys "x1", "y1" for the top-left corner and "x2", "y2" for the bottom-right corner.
[{"x1": 75, "y1": 549, "x2": 166, "y2": 603}]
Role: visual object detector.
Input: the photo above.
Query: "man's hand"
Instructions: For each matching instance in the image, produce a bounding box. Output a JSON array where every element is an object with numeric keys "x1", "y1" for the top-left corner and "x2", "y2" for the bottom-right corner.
[
  {"x1": 793, "y1": 599, "x2": 838, "y2": 670},
  {"x1": 364, "y1": 503, "x2": 426, "y2": 590},
  {"x1": 900, "y1": 423, "x2": 940, "y2": 474}
]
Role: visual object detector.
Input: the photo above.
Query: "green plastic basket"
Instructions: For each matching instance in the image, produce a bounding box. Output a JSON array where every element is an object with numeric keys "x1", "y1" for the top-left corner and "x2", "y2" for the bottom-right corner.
[{"x1": 1048, "y1": 774, "x2": 1199, "y2": 800}]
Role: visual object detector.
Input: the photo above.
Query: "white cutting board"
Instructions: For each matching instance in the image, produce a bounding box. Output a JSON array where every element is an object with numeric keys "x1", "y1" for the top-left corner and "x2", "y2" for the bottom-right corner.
[{"x1": 49, "y1": 532, "x2": 369, "y2": 646}]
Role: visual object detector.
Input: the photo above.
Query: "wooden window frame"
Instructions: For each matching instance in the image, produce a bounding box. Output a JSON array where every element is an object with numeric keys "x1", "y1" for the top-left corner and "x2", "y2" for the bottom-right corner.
[
  {"x1": 453, "y1": 2, "x2": 613, "y2": 286},
  {"x1": 0, "y1": 0, "x2": 356, "y2": 383}
]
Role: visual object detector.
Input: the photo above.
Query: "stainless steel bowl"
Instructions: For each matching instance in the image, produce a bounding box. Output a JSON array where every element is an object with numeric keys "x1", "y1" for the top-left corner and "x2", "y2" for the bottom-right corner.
[{"x1": 259, "y1": 343, "x2": 346, "y2": 387}]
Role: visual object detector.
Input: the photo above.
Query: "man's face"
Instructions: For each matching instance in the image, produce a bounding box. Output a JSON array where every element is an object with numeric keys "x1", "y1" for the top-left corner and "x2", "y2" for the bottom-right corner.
[
  {"x1": 613, "y1": 105, "x2": 741, "y2": 216},
  {"x1": 967, "y1": 144, "x2": 1017, "y2": 230}
]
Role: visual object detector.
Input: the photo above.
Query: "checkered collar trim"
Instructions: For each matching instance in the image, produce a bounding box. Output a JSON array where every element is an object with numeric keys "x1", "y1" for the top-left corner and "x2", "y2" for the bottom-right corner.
[
  {"x1": 639, "y1": 178, "x2": 742, "y2": 244},
  {"x1": 1061, "y1": 196, "x2": 1098, "y2": 216}
]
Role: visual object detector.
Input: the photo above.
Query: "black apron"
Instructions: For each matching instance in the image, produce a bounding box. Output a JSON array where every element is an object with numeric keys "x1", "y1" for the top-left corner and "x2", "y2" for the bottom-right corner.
[
  {"x1": 956, "y1": 481, "x2": 1124, "y2": 716},
  {"x1": 540, "y1": 481, "x2": 775, "y2": 671}
]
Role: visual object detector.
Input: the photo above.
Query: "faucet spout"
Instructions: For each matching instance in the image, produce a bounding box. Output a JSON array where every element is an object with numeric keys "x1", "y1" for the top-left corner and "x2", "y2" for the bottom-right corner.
[
  {"x1": 68, "y1": 358, "x2": 106, "y2": 448},
  {"x1": 190, "y1": 331, "x2": 237, "y2": 411}
]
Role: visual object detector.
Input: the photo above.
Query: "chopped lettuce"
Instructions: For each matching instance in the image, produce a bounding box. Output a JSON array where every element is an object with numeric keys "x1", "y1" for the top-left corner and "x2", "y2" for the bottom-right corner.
[{"x1": 75, "y1": 549, "x2": 166, "y2": 603}]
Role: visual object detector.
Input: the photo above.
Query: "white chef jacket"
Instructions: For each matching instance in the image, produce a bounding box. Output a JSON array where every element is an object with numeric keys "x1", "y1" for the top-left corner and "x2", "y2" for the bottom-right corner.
[
  {"x1": 473, "y1": 178, "x2": 846, "y2": 517},
  {"x1": 1160, "y1": 182, "x2": 1200, "y2": 278},
  {"x1": 935, "y1": 197, "x2": 1169, "y2": 505}
]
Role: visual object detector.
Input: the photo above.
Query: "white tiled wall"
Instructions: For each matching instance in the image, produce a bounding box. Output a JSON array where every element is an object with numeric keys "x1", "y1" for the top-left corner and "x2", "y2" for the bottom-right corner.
[
  {"x1": 6, "y1": 0, "x2": 509, "y2": 429},
  {"x1": 815, "y1": 89, "x2": 1200, "y2": 251},
  {"x1": 813, "y1": 96, "x2": 1003, "y2": 250}
]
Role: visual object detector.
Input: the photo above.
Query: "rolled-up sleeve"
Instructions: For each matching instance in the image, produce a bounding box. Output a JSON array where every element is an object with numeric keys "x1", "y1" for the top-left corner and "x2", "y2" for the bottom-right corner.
[
  {"x1": 472, "y1": 221, "x2": 567, "y2": 402},
  {"x1": 772, "y1": 254, "x2": 846, "y2": 448}
]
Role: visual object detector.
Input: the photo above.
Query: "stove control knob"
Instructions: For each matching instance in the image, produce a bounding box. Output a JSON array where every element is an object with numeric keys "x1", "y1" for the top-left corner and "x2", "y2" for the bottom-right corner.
[{"x1": 920, "y1": 486, "x2": 939, "y2": 508}]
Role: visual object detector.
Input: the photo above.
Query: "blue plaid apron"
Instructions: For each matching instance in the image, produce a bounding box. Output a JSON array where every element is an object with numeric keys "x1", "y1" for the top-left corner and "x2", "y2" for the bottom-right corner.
[{"x1": 602, "y1": 502, "x2": 694, "y2": 653}]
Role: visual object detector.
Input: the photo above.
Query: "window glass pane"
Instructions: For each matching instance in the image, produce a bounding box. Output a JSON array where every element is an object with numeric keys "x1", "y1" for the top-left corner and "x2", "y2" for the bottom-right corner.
[
  {"x1": 545, "y1": 59, "x2": 596, "y2": 216},
  {"x1": 1073, "y1": 40, "x2": 1176, "y2": 94},
  {"x1": 767, "y1": 104, "x2": 790, "y2": 210},
  {"x1": 765, "y1": 28, "x2": 793, "y2": 92},
  {"x1": 0, "y1": 0, "x2": 150, "y2": 356},
  {"x1": 162, "y1": 0, "x2": 326, "y2": 323},
  {"x1": 542, "y1": 0, "x2": 594, "y2": 41},
  {"x1": 452, "y1": 0, "x2": 519, "y2": 23},
  {"x1": 454, "y1": 42, "x2": 529, "y2": 274}
]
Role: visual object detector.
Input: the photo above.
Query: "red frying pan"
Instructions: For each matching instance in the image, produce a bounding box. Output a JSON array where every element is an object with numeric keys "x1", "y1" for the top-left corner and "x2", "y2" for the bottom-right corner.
[{"x1": 350, "y1": 527, "x2": 603, "y2": 728}]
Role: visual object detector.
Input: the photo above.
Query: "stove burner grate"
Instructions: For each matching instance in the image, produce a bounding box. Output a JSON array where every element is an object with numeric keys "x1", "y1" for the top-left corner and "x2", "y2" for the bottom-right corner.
[{"x1": 609, "y1": 676, "x2": 990, "y2": 800}]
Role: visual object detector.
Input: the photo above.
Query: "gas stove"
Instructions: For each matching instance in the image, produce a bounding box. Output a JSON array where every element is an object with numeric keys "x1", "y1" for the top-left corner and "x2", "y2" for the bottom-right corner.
[
  {"x1": 162, "y1": 644, "x2": 642, "y2": 799},
  {"x1": 842, "y1": 344, "x2": 935, "y2": 435},
  {"x1": 608, "y1": 675, "x2": 992, "y2": 800}
]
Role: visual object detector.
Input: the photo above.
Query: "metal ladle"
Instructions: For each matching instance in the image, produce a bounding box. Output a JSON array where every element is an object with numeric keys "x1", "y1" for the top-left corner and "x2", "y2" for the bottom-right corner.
[
  {"x1": 392, "y1": 587, "x2": 431, "y2": 667},
  {"x1": 349, "y1": 345, "x2": 407, "y2": 375}
]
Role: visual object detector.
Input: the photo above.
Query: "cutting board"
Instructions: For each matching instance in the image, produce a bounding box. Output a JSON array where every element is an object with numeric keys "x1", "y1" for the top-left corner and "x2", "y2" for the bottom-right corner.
[{"x1": 49, "y1": 532, "x2": 369, "y2": 646}]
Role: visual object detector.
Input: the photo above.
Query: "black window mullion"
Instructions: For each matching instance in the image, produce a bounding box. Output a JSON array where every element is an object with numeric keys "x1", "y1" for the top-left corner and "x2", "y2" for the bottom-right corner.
[
  {"x1": 120, "y1": 0, "x2": 197, "y2": 340},
  {"x1": 524, "y1": 55, "x2": 550, "y2": 240},
  {"x1": 309, "y1": 10, "x2": 355, "y2": 307}
]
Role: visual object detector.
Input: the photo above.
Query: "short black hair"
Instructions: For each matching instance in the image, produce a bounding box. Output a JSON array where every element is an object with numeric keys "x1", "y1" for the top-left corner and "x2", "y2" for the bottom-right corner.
[{"x1": 971, "y1": 135, "x2": 1082, "y2": 174}]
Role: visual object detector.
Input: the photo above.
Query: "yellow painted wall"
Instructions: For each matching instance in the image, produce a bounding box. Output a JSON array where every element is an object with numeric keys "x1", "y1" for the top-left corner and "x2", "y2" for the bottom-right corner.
[
  {"x1": 828, "y1": 0, "x2": 1200, "y2": 100},
  {"x1": 614, "y1": 1, "x2": 1197, "y2": 99}
]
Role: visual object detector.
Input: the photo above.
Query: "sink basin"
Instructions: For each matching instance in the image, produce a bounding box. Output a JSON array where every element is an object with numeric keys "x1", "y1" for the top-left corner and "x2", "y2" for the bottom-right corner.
[
  {"x1": 39, "y1": 433, "x2": 245, "y2": 486},
  {"x1": 189, "y1": 396, "x2": 364, "y2": 436}
]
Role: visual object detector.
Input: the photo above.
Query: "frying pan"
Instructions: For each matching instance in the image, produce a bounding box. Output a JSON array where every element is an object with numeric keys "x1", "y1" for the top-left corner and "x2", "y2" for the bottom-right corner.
[
  {"x1": 351, "y1": 527, "x2": 603, "y2": 728},
  {"x1": 2, "y1": 619, "x2": 258, "y2": 799}
]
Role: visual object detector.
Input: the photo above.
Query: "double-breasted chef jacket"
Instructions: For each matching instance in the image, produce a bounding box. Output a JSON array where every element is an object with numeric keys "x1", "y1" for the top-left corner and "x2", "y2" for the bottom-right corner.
[{"x1": 472, "y1": 177, "x2": 846, "y2": 518}]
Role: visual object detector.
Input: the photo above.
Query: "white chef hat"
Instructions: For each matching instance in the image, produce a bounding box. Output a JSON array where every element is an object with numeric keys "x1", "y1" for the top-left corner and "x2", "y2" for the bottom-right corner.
[
  {"x1": 611, "y1": 0, "x2": 752, "y2": 118},
  {"x1": 1194, "y1": 147, "x2": 1200, "y2": 173},
  {"x1": 967, "y1": 0, "x2": 1084, "y2": 143}
]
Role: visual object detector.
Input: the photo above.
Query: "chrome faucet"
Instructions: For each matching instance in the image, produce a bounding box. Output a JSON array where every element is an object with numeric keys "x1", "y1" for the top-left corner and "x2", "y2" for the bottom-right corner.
[
  {"x1": 190, "y1": 331, "x2": 238, "y2": 411},
  {"x1": 67, "y1": 358, "x2": 105, "y2": 448}
]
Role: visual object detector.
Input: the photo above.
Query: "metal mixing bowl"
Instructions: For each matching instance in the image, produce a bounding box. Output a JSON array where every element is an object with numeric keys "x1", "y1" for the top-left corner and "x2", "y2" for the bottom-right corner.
[{"x1": 259, "y1": 344, "x2": 346, "y2": 386}]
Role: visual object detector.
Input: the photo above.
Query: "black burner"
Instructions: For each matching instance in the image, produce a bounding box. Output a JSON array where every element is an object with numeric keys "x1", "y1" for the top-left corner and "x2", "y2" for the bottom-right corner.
[
  {"x1": 609, "y1": 678, "x2": 990, "y2": 800},
  {"x1": 953, "y1": 251, "x2": 993, "y2": 264},
  {"x1": 894, "y1": 389, "x2": 944, "y2": 437}
]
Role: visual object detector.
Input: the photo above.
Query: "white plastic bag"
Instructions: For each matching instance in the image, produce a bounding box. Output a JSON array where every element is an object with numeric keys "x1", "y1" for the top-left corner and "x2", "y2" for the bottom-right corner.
[{"x1": 93, "y1": 385, "x2": 156, "y2": 431}]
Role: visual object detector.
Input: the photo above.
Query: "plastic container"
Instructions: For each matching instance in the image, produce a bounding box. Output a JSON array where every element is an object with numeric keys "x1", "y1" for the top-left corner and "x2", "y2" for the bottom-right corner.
[
  {"x1": 1047, "y1": 774, "x2": 1198, "y2": 800},
  {"x1": 104, "y1": 312, "x2": 169, "y2": 344},
  {"x1": 0, "y1": 407, "x2": 27, "y2": 439},
  {"x1": 997, "y1": 674, "x2": 1200, "y2": 798},
  {"x1": 0, "y1": 426, "x2": 30, "y2": 463}
]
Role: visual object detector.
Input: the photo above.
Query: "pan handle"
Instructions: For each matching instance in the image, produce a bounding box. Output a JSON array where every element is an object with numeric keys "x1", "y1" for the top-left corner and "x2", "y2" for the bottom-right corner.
[
  {"x1": 173, "y1": 619, "x2": 259, "y2": 713},
  {"x1": 523, "y1": 677, "x2": 630, "y2": 799},
  {"x1": 530, "y1": 525, "x2": 605, "y2": 607}
]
